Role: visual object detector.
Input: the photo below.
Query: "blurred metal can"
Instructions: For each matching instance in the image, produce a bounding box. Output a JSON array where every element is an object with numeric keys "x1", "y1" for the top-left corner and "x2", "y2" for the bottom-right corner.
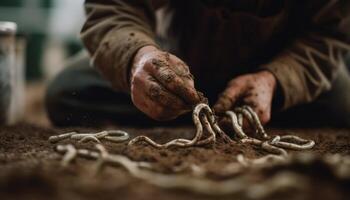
[{"x1": 0, "y1": 21, "x2": 23, "y2": 125}]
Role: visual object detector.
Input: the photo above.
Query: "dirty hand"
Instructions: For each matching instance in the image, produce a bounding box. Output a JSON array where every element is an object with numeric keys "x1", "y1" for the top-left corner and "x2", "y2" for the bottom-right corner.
[
  {"x1": 213, "y1": 71, "x2": 277, "y2": 127},
  {"x1": 130, "y1": 45, "x2": 201, "y2": 121}
]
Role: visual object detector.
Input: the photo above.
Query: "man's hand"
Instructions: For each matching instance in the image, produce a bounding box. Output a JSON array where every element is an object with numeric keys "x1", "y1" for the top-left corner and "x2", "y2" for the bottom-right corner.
[
  {"x1": 213, "y1": 71, "x2": 277, "y2": 126},
  {"x1": 130, "y1": 46, "x2": 201, "y2": 121}
]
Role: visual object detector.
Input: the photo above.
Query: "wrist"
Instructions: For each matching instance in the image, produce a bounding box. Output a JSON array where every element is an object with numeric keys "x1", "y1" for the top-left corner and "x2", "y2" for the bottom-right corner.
[
  {"x1": 130, "y1": 45, "x2": 159, "y2": 81},
  {"x1": 257, "y1": 70, "x2": 284, "y2": 111},
  {"x1": 256, "y1": 70, "x2": 277, "y2": 92},
  {"x1": 134, "y1": 45, "x2": 159, "y2": 61}
]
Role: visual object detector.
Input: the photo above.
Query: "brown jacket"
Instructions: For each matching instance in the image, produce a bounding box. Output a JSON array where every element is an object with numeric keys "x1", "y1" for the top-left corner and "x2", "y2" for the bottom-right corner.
[{"x1": 81, "y1": 0, "x2": 350, "y2": 110}]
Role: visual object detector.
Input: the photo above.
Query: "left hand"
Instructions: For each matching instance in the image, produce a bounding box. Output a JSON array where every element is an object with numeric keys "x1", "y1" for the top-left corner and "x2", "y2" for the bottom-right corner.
[{"x1": 213, "y1": 71, "x2": 277, "y2": 127}]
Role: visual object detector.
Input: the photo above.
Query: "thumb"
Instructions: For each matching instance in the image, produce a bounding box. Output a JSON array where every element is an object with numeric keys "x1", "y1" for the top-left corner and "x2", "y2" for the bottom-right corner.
[{"x1": 213, "y1": 82, "x2": 245, "y2": 114}]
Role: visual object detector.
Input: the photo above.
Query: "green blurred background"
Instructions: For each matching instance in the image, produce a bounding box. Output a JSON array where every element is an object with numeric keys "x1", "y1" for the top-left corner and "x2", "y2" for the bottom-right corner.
[{"x1": 0, "y1": 0, "x2": 84, "y2": 80}]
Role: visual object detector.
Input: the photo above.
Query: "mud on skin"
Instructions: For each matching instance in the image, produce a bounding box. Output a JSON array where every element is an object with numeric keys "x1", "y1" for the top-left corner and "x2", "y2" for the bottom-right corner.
[{"x1": 131, "y1": 46, "x2": 202, "y2": 120}]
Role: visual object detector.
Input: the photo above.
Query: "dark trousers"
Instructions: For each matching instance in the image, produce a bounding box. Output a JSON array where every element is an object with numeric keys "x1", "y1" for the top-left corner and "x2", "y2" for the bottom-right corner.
[{"x1": 45, "y1": 52, "x2": 350, "y2": 127}]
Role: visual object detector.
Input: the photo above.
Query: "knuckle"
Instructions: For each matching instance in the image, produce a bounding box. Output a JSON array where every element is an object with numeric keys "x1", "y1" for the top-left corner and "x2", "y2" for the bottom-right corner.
[
  {"x1": 178, "y1": 61, "x2": 190, "y2": 71},
  {"x1": 143, "y1": 59, "x2": 155, "y2": 71},
  {"x1": 148, "y1": 83, "x2": 162, "y2": 100},
  {"x1": 159, "y1": 68, "x2": 176, "y2": 83},
  {"x1": 151, "y1": 57, "x2": 168, "y2": 70},
  {"x1": 131, "y1": 73, "x2": 143, "y2": 85}
]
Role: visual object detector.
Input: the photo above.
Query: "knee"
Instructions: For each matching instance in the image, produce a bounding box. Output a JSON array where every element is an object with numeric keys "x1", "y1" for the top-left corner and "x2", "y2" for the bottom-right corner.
[
  {"x1": 322, "y1": 66, "x2": 350, "y2": 127},
  {"x1": 45, "y1": 53, "x2": 95, "y2": 126},
  {"x1": 324, "y1": 91, "x2": 350, "y2": 127},
  {"x1": 330, "y1": 100, "x2": 350, "y2": 127},
  {"x1": 45, "y1": 68, "x2": 78, "y2": 126}
]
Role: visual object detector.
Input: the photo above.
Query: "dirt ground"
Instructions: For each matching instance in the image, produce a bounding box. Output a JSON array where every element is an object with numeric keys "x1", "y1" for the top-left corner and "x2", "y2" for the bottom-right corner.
[
  {"x1": 1, "y1": 124, "x2": 350, "y2": 200},
  {"x1": 0, "y1": 83, "x2": 349, "y2": 200}
]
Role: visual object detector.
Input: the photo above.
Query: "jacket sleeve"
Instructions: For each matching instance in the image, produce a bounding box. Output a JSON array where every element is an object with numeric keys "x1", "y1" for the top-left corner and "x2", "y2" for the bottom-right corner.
[
  {"x1": 81, "y1": 0, "x2": 160, "y2": 93},
  {"x1": 261, "y1": 0, "x2": 350, "y2": 110}
]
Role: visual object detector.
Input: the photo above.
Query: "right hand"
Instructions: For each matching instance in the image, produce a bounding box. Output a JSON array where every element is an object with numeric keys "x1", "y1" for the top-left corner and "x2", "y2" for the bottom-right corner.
[{"x1": 130, "y1": 46, "x2": 201, "y2": 121}]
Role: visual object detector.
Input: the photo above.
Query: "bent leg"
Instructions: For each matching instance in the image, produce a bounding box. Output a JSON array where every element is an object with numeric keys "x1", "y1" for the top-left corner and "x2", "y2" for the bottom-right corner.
[{"x1": 272, "y1": 63, "x2": 350, "y2": 128}]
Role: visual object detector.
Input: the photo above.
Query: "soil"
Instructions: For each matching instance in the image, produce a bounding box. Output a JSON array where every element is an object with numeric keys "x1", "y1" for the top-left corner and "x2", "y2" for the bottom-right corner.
[
  {"x1": 0, "y1": 123, "x2": 349, "y2": 200},
  {"x1": 0, "y1": 83, "x2": 349, "y2": 200}
]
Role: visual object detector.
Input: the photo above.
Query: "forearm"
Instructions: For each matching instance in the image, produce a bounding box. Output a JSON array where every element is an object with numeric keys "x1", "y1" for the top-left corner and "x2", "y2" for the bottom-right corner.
[
  {"x1": 261, "y1": 1, "x2": 350, "y2": 110},
  {"x1": 81, "y1": 0, "x2": 159, "y2": 93}
]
